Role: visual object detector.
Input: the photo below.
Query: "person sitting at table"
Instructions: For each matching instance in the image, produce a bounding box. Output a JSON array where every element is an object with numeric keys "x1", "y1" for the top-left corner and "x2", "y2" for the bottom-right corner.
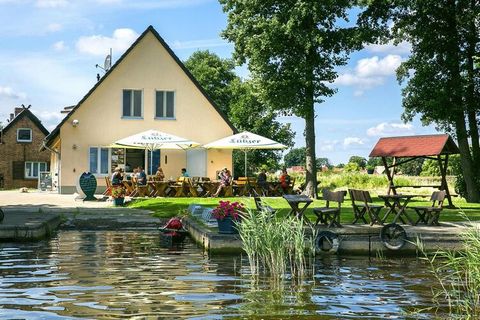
[
  {"x1": 111, "y1": 167, "x2": 124, "y2": 186},
  {"x1": 279, "y1": 168, "x2": 291, "y2": 194},
  {"x1": 136, "y1": 166, "x2": 147, "y2": 185},
  {"x1": 213, "y1": 167, "x2": 232, "y2": 197},
  {"x1": 155, "y1": 166, "x2": 165, "y2": 181},
  {"x1": 181, "y1": 168, "x2": 189, "y2": 178},
  {"x1": 257, "y1": 168, "x2": 268, "y2": 195}
]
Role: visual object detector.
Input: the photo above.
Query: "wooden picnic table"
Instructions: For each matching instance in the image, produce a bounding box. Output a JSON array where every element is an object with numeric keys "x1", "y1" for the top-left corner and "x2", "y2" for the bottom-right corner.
[
  {"x1": 282, "y1": 194, "x2": 313, "y2": 225},
  {"x1": 378, "y1": 194, "x2": 418, "y2": 225}
]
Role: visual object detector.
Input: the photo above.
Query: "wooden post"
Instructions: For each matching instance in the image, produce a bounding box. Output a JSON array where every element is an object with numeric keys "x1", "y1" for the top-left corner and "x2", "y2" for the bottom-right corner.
[
  {"x1": 438, "y1": 155, "x2": 454, "y2": 208},
  {"x1": 382, "y1": 157, "x2": 397, "y2": 195}
]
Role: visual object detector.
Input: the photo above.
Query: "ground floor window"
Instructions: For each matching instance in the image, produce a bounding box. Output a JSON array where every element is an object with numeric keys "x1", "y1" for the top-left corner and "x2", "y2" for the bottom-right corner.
[
  {"x1": 25, "y1": 162, "x2": 47, "y2": 179},
  {"x1": 89, "y1": 147, "x2": 109, "y2": 175},
  {"x1": 89, "y1": 148, "x2": 160, "y2": 175}
]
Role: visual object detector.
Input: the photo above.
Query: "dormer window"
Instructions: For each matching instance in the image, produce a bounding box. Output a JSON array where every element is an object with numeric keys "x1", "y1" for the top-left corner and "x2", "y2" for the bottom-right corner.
[
  {"x1": 17, "y1": 128, "x2": 32, "y2": 142},
  {"x1": 122, "y1": 89, "x2": 143, "y2": 118}
]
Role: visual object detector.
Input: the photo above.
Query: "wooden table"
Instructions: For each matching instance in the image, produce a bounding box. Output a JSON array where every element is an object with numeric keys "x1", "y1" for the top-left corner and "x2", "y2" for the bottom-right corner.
[
  {"x1": 282, "y1": 194, "x2": 313, "y2": 225},
  {"x1": 378, "y1": 194, "x2": 417, "y2": 225}
]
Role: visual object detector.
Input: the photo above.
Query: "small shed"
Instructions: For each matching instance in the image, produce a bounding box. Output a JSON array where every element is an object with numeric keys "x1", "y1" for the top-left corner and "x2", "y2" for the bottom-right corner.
[{"x1": 369, "y1": 134, "x2": 460, "y2": 207}]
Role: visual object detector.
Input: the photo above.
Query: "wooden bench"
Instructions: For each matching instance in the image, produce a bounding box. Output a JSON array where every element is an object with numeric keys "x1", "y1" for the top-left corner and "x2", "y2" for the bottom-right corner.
[
  {"x1": 409, "y1": 190, "x2": 446, "y2": 225},
  {"x1": 313, "y1": 190, "x2": 345, "y2": 227},
  {"x1": 349, "y1": 189, "x2": 383, "y2": 225}
]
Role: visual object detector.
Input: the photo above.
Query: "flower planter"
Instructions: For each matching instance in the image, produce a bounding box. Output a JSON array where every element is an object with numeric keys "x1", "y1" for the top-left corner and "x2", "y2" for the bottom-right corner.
[
  {"x1": 113, "y1": 197, "x2": 125, "y2": 206},
  {"x1": 217, "y1": 217, "x2": 238, "y2": 234}
]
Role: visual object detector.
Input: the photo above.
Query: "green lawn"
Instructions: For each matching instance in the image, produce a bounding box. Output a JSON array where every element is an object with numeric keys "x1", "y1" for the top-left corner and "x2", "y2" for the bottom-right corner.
[{"x1": 128, "y1": 196, "x2": 480, "y2": 223}]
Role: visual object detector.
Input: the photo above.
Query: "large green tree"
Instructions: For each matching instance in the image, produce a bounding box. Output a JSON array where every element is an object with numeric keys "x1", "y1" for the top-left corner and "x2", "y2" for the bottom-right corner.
[
  {"x1": 220, "y1": 0, "x2": 360, "y2": 198},
  {"x1": 284, "y1": 147, "x2": 306, "y2": 167},
  {"x1": 184, "y1": 50, "x2": 294, "y2": 176},
  {"x1": 360, "y1": 0, "x2": 480, "y2": 202}
]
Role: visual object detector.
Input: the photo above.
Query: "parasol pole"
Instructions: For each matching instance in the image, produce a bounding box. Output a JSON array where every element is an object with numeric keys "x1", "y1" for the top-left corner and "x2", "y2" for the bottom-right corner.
[{"x1": 244, "y1": 150, "x2": 247, "y2": 177}]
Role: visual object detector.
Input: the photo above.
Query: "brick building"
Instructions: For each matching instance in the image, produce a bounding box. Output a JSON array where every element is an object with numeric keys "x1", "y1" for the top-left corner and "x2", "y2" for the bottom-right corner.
[{"x1": 0, "y1": 107, "x2": 50, "y2": 189}]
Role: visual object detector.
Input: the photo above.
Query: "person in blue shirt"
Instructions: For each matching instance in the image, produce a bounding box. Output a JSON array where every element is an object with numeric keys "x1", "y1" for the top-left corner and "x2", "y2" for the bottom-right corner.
[
  {"x1": 136, "y1": 166, "x2": 147, "y2": 185},
  {"x1": 181, "y1": 168, "x2": 189, "y2": 177}
]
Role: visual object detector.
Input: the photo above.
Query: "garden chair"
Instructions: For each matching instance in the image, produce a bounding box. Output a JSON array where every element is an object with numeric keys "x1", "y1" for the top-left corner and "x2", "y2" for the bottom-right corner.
[
  {"x1": 409, "y1": 190, "x2": 446, "y2": 225},
  {"x1": 348, "y1": 189, "x2": 383, "y2": 225},
  {"x1": 171, "y1": 177, "x2": 188, "y2": 197},
  {"x1": 103, "y1": 176, "x2": 112, "y2": 196},
  {"x1": 123, "y1": 180, "x2": 136, "y2": 197},
  {"x1": 313, "y1": 190, "x2": 345, "y2": 227},
  {"x1": 254, "y1": 196, "x2": 277, "y2": 216},
  {"x1": 186, "y1": 178, "x2": 199, "y2": 197}
]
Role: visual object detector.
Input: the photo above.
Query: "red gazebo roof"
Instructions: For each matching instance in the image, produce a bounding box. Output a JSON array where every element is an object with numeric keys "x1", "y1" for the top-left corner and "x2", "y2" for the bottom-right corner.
[{"x1": 369, "y1": 134, "x2": 459, "y2": 158}]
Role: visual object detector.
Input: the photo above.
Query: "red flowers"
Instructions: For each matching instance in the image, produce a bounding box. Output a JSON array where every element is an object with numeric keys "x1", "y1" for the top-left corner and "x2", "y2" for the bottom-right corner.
[{"x1": 212, "y1": 201, "x2": 244, "y2": 221}]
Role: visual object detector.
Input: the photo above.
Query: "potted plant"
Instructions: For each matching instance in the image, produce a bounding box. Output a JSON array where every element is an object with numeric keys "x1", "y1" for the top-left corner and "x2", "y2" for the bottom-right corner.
[
  {"x1": 111, "y1": 186, "x2": 126, "y2": 206},
  {"x1": 212, "y1": 200, "x2": 244, "y2": 234}
]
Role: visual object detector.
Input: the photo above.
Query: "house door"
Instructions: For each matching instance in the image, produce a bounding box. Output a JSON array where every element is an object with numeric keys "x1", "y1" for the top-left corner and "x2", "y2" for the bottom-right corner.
[{"x1": 186, "y1": 149, "x2": 207, "y2": 177}]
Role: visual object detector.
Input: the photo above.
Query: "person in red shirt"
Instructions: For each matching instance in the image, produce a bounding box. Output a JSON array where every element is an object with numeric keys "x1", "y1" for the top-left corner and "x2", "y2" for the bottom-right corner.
[{"x1": 279, "y1": 168, "x2": 291, "y2": 194}]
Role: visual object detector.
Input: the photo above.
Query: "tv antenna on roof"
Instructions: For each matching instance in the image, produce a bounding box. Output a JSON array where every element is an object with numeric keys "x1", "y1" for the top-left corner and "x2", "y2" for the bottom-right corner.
[{"x1": 95, "y1": 48, "x2": 112, "y2": 81}]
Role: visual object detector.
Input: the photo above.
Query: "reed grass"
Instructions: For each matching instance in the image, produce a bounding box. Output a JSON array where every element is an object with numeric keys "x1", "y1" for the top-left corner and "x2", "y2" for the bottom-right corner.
[
  {"x1": 236, "y1": 208, "x2": 316, "y2": 281},
  {"x1": 418, "y1": 216, "x2": 480, "y2": 319}
]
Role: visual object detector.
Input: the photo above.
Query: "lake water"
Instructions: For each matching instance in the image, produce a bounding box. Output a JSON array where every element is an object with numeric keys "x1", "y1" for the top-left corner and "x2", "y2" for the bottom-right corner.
[{"x1": 0, "y1": 231, "x2": 444, "y2": 319}]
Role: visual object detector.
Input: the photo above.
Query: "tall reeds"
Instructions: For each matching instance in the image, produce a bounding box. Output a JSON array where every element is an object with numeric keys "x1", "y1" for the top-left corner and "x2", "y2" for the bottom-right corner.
[
  {"x1": 237, "y1": 208, "x2": 316, "y2": 281},
  {"x1": 420, "y1": 222, "x2": 480, "y2": 319}
]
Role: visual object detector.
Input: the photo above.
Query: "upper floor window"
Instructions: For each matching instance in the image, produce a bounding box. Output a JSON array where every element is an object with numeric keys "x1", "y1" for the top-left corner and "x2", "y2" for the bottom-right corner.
[
  {"x1": 122, "y1": 89, "x2": 143, "y2": 118},
  {"x1": 17, "y1": 128, "x2": 32, "y2": 142},
  {"x1": 155, "y1": 91, "x2": 175, "y2": 119}
]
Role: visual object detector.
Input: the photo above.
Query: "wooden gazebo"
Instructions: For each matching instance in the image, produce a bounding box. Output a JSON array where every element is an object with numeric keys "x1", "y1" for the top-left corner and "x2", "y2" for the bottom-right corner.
[{"x1": 369, "y1": 134, "x2": 460, "y2": 207}]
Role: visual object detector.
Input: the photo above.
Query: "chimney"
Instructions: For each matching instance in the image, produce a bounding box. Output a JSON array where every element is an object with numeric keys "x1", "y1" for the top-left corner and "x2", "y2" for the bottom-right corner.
[
  {"x1": 14, "y1": 107, "x2": 23, "y2": 116},
  {"x1": 9, "y1": 113, "x2": 14, "y2": 121}
]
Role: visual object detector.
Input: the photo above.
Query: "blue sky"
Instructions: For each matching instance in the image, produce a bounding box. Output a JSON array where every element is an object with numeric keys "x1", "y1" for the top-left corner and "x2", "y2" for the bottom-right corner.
[{"x1": 0, "y1": 0, "x2": 438, "y2": 164}]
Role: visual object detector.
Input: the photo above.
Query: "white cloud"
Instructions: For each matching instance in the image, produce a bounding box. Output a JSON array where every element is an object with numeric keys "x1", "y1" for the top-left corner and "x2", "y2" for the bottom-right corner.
[
  {"x1": 366, "y1": 41, "x2": 411, "y2": 55},
  {"x1": 46, "y1": 23, "x2": 62, "y2": 33},
  {"x1": 0, "y1": 86, "x2": 26, "y2": 99},
  {"x1": 36, "y1": 0, "x2": 68, "y2": 8},
  {"x1": 335, "y1": 55, "x2": 403, "y2": 95},
  {"x1": 31, "y1": 108, "x2": 64, "y2": 130},
  {"x1": 366, "y1": 122, "x2": 413, "y2": 137},
  {"x1": 53, "y1": 41, "x2": 67, "y2": 51},
  {"x1": 318, "y1": 140, "x2": 340, "y2": 152},
  {"x1": 356, "y1": 55, "x2": 402, "y2": 78},
  {"x1": 76, "y1": 28, "x2": 138, "y2": 56},
  {"x1": 343, "y1": 137, "x2": 366, "y2": 147}
]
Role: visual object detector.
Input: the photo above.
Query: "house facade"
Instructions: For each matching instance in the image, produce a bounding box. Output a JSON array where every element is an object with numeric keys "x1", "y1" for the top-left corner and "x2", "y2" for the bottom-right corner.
[
  {"x1": 0, "y1": 107, "x2": 50, "y2": 189},
  {"x1": 43, "y1": 26, "x2": 235, "y2": 194}
]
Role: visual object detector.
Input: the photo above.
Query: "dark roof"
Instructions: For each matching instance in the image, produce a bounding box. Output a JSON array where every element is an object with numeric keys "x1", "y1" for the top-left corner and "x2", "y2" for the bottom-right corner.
[
  {"x1": 44, "y1": 25, "x2": 237, "y2": 147},
  {"x1": 2, "y1": 108, "x2": 49, "y2": 136},
  {"x1": 369, "y1": 134, "x2": 460, "y2": 158}
]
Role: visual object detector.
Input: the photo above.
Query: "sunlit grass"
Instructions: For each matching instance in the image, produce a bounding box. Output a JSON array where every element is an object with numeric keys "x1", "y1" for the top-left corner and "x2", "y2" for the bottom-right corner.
[{"x1": 128, "y1": 195, "x2": 480, "y2": 222}]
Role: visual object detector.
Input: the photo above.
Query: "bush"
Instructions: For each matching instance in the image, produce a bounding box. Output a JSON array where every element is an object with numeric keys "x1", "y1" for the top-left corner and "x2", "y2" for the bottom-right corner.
[{"x1": 344, "y1": 162, "x2": 360, "y2": 172}]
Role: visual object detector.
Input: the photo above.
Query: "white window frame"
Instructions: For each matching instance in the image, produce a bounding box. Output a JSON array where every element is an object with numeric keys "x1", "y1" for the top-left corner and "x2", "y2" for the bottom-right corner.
[
  {"x1": 17, "y1": 128, "x2": 32, "y2": 142},
  {"x1": 122, "y1": 89, "x2": 143, "y2": 119},
  {"x1": 89, "y1": 147, "x2": 110, "y2": 176},
  {"x1": 25, "y1": 161, "x2": 47, "y2": 179},
  {"x1": 155, "y1": 90, "x2": 176, "y2": 120}
]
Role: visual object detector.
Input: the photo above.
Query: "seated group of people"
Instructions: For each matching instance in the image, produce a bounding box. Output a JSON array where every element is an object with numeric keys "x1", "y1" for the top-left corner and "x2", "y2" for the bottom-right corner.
[
  {"x1": 111, "y1": 166, "x2": 147, "y2": 186},
  {"x1": 111, "y1": 165, "x2": 292, "y2": 196},
  {"x1": 257, "y1": 168, "x2": 291, "y2": 194}
]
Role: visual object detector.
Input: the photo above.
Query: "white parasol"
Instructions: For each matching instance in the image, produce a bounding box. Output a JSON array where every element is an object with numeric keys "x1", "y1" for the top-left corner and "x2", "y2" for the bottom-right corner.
[
  {"x1": 203, "y1": 131, "x2": 287, "y2": 176},
  {"x1": 113, "y1": 129, "x2": 199, "y2": 173}
]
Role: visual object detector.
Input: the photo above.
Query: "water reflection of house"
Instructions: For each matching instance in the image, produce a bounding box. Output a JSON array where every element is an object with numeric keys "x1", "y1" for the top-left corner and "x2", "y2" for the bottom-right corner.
[
  {"x1": 42, "y1": 26, "x2": 235, "y2": 194},
  {"x1": 0, "y1": 107, "x2": 50, "y2": 189}
]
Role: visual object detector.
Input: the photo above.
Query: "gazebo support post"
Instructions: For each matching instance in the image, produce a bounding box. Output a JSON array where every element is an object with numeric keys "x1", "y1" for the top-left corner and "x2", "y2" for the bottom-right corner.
[
  {"x1": 383, "y1": 156, "x2": 397, "y2": 195},
  {"x1": 438, "y1": 154, "x2": 454, "y2": 208}
]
